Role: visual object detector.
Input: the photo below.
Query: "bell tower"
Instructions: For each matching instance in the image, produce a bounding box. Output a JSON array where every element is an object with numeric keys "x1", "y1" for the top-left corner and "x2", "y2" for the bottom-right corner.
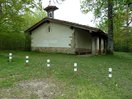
[{"x1": 44, "y1": 0, "x2": 58, "y2": 18}]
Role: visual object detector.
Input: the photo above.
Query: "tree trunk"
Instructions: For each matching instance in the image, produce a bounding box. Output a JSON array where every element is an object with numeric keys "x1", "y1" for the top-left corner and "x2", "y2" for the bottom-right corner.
[
  {"x1": 126, "y1": 1, "x2": 129, "y2": 51},
  {"x1": 0, "y1": 2, "x2": 2, "y2": 15},
  {"x1": 107, "y1": 0, "x2": 113, "y2": 54}
]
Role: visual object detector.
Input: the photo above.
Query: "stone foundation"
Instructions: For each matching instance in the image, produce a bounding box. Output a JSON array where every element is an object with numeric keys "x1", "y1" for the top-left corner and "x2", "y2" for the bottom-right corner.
[
  {"x1": 32, "y1": 47, "x2": 106, "y2": 55},
  {"x1": 32, "y1": 47, "x2": 75, "y2": 54},
  {"x1": 75, "y1": 48, "x2": 91, "y2": 55}
]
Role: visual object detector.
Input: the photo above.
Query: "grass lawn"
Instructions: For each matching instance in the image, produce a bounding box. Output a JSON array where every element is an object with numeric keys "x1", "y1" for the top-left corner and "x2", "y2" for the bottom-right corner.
[{"x1": 0, "y1": 51, "x2": 132, "y2": 99}]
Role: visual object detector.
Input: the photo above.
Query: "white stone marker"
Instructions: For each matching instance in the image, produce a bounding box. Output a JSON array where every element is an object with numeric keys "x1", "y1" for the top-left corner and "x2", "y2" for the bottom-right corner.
[
  {"x1": 109, "y1": 74, "x2": 112, "y2": 78},
  {"x1": 9, "y1": 53, "x2": 12, "y2": 56},
  {"x1": 74, "y1": 63, "x2": 77, "y2": 72},
  {"x1": 26, "y1": 60, "x2": 29, "y2": 63},
  {"x1": 25, "y1": 55, "x2": 29, "y2": 59},
  {"x1": 9, "y1": 53, "x2": 12, "y2": 62},
  {"x1": 9, "y1": 56, "x2": 12, "y2": 60},
  {"x1": 74, "y1": 68, "x2": 77, "y2": 72},
  {"x1": 47, "y1": 59, "x2": 51, "y2": 67},
  {"x1": 108, "y1": 68, "x2": 112, "y2": 78},
  {"x1": 74, "y1": 63, "x2": 77, "y2": 67},
  {"x1": 47, "y1": 59, "x2": 50, "y2": 63},
  {"x1": 109, "y1": 68, "x2": 112, "y2": 72},
  {"x1": 25, "y1": 56, "x2": 29, "y2": 65},
  {"x1": 47, "y1": 63, "x2": 50, "y2": 67}
]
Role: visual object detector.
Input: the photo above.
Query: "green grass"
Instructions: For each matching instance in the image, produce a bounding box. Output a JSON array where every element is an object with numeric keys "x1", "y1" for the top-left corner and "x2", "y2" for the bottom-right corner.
[{"x1": 0, "y1": 51, "x2": 132, "y2": 98}]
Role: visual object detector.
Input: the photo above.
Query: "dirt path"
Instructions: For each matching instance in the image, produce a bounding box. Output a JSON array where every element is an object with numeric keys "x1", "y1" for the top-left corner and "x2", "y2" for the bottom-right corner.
[{"x1": 0, "y1": 78, "x2": 64, "y2": 99}]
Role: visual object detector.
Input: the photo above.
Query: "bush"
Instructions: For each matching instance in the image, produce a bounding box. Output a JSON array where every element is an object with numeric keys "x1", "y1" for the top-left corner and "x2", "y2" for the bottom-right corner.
[{"x1": 0, "y1": 32, "x2": 30, "y2": 50}]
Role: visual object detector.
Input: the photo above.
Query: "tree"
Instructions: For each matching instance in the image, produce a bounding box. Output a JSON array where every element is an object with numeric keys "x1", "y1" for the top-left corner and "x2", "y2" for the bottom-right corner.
[
  {"x1": 0, "y1": 0, "x2": 46, "y2": 50},
  {"x1": 48, "y1": 0, "x2": 65, "y2": 4},
  {"x1": 80, "y1": 0, "x2": 132, "y2": 52},
  {"x1": 0, "y1": 1, "x2": 2, "y2": 14},
  {"x1": 0, "y1": 0, "x2": 44, "y2": 32},
  {"x1": 107, "y1": 0, "x2": 113, "y2": 54},
  {"x1": 81, "y1": 0, "x2": 114, "y2": 54},
  {"x1": 125, "y1": 1, "x2": 132, "y2": 51}
]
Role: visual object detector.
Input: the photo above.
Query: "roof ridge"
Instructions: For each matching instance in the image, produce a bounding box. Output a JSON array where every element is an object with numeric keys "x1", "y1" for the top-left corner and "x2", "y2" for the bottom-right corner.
[{"x1": 25, "y1": 17, "x2": 107, "y2": 38}]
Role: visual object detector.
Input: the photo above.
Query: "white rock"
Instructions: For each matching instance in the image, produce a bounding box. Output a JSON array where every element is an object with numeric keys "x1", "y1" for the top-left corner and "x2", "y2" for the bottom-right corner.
[
  {"x1": 9, "y1": 53, "x2": 12, "y2": 56},
  {"x1": 74, "y1": 68, "x2": 77, "y2": 72},
  {"x1": 109, "y1": 74, "x2": 112, "y2": 78},
  {"x1": 47, "y1": 59, "x2": 50, "y2": 63},
  {"x1": 26, "y1": 56, "x2": 29, "y2": 59},
  {"x1": 108, "y1": 68, "x2": 112, "y2": 72},
  {"x1": 26, "y1": 60, "x2": 29, "y2": 63},
  {"x1": 9, "y1": 57, "x2": 12, "y2": 60},
  {"x1": 74, "y1": 63, "x2": 77, "y2": 67},
  {"x1": 47, "y1": 64, "x2": 50, "y2": 67}
]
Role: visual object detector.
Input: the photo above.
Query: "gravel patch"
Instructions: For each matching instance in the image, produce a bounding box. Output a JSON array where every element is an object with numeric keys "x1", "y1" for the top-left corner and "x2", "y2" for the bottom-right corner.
[{"x1": 0, "y1": 78, "x2": 63, "y2": 99}]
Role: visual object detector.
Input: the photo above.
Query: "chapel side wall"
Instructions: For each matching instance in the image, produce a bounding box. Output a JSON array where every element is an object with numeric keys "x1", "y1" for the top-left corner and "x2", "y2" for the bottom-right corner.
[{"x1": 74, "y1": 29, "x2": 92, "y2": 54}]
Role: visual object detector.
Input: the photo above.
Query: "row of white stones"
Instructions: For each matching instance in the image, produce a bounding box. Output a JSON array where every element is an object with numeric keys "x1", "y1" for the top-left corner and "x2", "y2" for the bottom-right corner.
[{"x1": 8, "y1": 53, "x2": 112, "y2": 78}]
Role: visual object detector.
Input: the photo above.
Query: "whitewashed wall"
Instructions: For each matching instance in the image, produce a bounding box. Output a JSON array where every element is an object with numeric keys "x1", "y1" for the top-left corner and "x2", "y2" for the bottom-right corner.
[
  {"x1": 75, "y1": 29, "x2": 92, "y2": 49},
  {"x1": 31, "y1": 22, "x2": 74, "y2": 48}
]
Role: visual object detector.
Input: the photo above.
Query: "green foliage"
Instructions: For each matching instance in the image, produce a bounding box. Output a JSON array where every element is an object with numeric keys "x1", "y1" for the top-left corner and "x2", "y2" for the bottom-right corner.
[
  {"x1": 0, "y1": 0, "x2": 46, "y2": 50},
  {"x1": 0, "y1": 0, "x2": 45, "y2": 32},
  {"x1": 114, "y1": 27, "x2": 132, "y2": 52},
  {"x1": 81, "y1": 0, "x2": 132, "y2": 52}
]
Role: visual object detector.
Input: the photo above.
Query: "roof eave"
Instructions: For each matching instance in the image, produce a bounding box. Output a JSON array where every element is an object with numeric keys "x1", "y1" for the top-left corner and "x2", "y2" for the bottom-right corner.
[
  {"x1": 25, "y1": 17, "x2": 108, "y2": 37},
  {"x1": 25, "y1": 17, "x2": 49, "y2": 33}
]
